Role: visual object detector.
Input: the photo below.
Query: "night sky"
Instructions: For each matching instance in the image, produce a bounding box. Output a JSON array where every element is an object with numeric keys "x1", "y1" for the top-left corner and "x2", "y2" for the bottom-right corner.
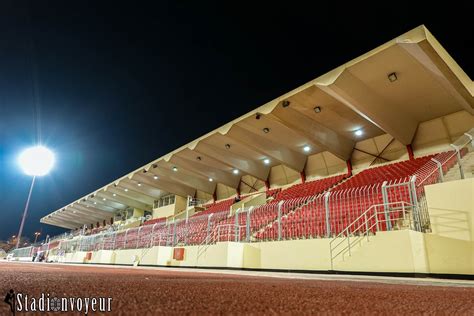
[{"x1": 0, "y1": 1, "x2": 473, "y2": 242}]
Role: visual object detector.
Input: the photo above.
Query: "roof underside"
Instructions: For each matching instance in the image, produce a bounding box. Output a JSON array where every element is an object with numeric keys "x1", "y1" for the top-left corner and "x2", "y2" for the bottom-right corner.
[{"x1": 42, "y1": 25, "x2": 474, "y2": 229}]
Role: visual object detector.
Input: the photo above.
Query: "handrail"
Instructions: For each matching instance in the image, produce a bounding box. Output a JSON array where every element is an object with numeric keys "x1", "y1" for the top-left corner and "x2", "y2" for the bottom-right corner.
[{"x1": 329, "y1": 201, "x2": 414, "y2": 269}]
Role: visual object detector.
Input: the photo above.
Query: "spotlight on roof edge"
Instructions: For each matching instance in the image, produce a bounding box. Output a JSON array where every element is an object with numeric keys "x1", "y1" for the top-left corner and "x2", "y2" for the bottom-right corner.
[
  {"x1": 233, "y1": 169, "x2": 239, "y2": 175},
  {"x1": 355, "y1": 129, "x2": 363, "y2": 136},
  {"x1": 263, "y1": 158, "x2": 270, "y2": 165},
  {"x1": 303, "y1": 145, "x2": 311, "y2": 152},
  {"x1": 18, "y1": 145, "x2": 55, "y2": 176}
]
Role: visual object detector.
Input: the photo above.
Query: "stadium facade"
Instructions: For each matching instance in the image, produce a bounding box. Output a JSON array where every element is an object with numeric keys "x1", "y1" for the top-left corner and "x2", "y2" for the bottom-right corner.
[{"x1": 13, "y1": 25, "x2": 474, "y2": 277}]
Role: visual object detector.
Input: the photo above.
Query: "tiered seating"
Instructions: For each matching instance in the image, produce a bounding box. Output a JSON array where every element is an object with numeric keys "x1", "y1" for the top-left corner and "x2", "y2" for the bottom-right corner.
[
  {"x1": 201, "y1": 198, "x2": 234, "y2": 215},
  {"x1": 266, "y1": 188, "x2": 281, "y2": 199},
  {"x1": 179, "y1": 210, "x2": 229, "y2": 245},
  {"x1": 275, "y1": 174, "x2": 346, "y2": 200},
  {"x1": 334, "y1": 156, "x2": 434, "y2": 191},
  {"x1": 257, "y1": 156, "x2": 436, "y2": 241},
  {"x1": 231, "y1": 175, "x2": 346, "y2": 241},
  {"x1": 143, "y1": 217, "x2": 167, "y2": 226}
]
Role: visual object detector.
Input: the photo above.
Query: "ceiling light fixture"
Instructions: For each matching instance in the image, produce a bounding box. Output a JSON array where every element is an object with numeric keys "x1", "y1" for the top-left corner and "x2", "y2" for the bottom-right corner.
[
  {"x1": 263, "y1": 127, "x2": 270, "y2": 133},
  {"x1": 388, "y1": 72, "x2": 397, "y2": 82},
  {"x1": 314, "y1": 106, "x2": 321, "y2": 113},
  {"x1": 233, "y1": 169, "x2": 239, "y2": 175},
  {"x1": 209, "y1": 178, "x2": 213, "y2": 182},
  {"x1": 153, "y1": 175, "x2": 158, "y2": 180},
  {"x1": 124, "y1": 188, "x2": 129, "y2": 192},
  {"x1": 282, "y1": 100, "x2": 290, "y2": 108},
  {"x1": 196, "y1": 156, "x2": 202, "y2": 161},
  {"x1": 102, "y1": 198, "x2": 106, "y2": 201},
  {"x1": 113, "y1": 193, "x2": 117, "y2": 197},
  {"x1": 354, "y1": 129, "x2": 363, "y2": 136},
  {"x1": 263, "y1": 158, "x2": 270, "y2": 165},
  {"x1": 137, "y1": 183, "x2": 142, "y2": 187},
  {"x1": 303, "y1": 145, "x2": 311, "y2": 152},
  {"x1": 172, "y1": 166, "x2": 178, "y2": 172},
  {"x1": 225, "y1": 144, "x2": 231, "y2": 149},
  {"x1": 255, "y1": 113, "x2": 261, "y2": 120}
]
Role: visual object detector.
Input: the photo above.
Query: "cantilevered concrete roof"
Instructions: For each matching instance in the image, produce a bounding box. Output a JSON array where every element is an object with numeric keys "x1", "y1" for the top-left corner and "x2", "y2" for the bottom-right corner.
[{"x1": 41, "y1": 25, "x2": 473, "y2": 229}]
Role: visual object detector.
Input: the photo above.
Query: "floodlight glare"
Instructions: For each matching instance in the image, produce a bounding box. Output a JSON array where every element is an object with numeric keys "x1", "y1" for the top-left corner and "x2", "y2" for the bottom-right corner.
[{"x1": 18, "y1": 146, "x2": 55, "y2": 176}]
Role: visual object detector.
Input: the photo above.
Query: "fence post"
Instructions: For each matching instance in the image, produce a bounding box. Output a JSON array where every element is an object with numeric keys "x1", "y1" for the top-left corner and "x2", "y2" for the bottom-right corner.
[
  {"x1": 381, "y1": 181, "x2": 391, "y2": 231},
  {"x1": 409, "y1": 175, "x2": 421, "y2": 231},
  {"x1": 173, "y1": 221, "x2": 177, "y2": 246},
  {"x1": 450, "y1": 144, "x2": 465, "y2": 179},
  {"x1": 136, "y1": 227, "x2": 142, "y2": 249},
  {"x1": 112, "y1": 231, "x2": 117, "y2": 250},
  {"x1": 235, "y1": 208, "x2": 240, "y2": 242},
  {"x1": 246, "y1": 207, "x2": 253, "y2": 242},
  {"x1": 430, "y1": 158, "x2": 444, "y2": 182},
  {"x1": 277, "y1": 201, "x2": 283, "y2": 241},
  {"x1": 206, "y1": 214, "x2": 213, "y2": 245},
  {"x1": 324, "y1": 192, "x2": 331, "y2": 237},
  {"x1": 124, "y1": 229, "x2": 129, "y2": 249}
]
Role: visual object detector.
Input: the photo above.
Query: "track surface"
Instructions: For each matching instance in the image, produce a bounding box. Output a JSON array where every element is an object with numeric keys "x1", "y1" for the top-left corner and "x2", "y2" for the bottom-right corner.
[{"x1": 0, "y1": 262, "x2": 473, "y2": 315}]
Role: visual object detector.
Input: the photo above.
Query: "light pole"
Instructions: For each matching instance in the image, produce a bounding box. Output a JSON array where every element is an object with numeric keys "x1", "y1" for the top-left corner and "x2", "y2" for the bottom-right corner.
[
  {"x1": 34, "y1": 232, "x2": 41, "y2": 243},
  {"x1": 16, "y1": 146, "x2": 55, "y2": 249}
]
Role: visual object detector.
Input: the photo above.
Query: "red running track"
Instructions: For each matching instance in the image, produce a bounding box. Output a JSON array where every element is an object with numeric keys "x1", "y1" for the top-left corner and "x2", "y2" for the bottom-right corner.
[{"x1": 0, "y1": 262, "x2": 473, "y2": 315}]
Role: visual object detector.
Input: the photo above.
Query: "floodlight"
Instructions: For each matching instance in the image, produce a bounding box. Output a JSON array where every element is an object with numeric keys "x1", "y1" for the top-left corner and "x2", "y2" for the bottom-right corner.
[{"x1": 18, "y1": 146, "x2": 55, "y2": 176}]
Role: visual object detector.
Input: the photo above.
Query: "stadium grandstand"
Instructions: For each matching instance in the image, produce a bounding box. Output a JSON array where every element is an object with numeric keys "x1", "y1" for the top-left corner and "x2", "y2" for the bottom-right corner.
[{"x1": 11, "y1": 25, "x2": 474, "y2": 277}]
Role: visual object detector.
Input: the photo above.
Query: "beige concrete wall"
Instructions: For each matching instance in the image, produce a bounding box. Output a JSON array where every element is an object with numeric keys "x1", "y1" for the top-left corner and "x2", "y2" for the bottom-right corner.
[
  {"x1": 152, "y1": 204, "x2": 175, "y2": 219},
  {"x1": 413, "y1": 110, "x2": 474, "y2": 157},
  {"x1": 351, "y1": 134, "x2": 408, "y2": 171},
  {"x1": 240, "y1": 175, "x2": 266, "y2": 195},
  {"x1": 426, "y1": 178, "x2": 474, "y2": 241},
  {"x1": 424, "y1": 234, "x2": 473, "y2": 275},
  {"x1": 305, "y1": 152, "x2": 347, "y2": 180},
  {"x1": 269, "y1": 165, "x2": 301, "y2": 188},
  {"x1": 132, "y1": 208, "x2": 144, "y2": 218},
  {"x1": 216, "y1": 183, "x2": 237, "y2": 200},
  {"x1": 230, "y1": 193, "x2": 266, "y2": 214},
  {"x1": 174, "y1": 195, "x2": 187, "y2": 214},
  {"x1": 333, "y1": 231, "x2": 429, "y2": 273},
  {"x1": 423, "y1": 178, "x2": 474, "y2": 275}
]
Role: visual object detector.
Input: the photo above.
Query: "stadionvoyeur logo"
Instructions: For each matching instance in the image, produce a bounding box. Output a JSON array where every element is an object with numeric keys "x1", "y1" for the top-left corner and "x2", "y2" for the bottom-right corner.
[{"x1": 4, "y1": 289, "x2": 112, "y2": 314}]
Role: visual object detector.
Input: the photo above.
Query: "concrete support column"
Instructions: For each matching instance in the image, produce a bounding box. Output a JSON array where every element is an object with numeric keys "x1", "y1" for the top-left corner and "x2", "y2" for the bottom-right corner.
[
  {"x1": 406, "y1": 144, "x2": 414, "y2": 161},
  {"x1": 346, "y1": 159, "x2": 353, "y2": 176}
]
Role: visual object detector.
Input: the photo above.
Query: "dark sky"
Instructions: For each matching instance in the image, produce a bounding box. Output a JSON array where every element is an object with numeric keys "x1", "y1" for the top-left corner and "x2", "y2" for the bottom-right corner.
[{"x1": 0, "y1": 1, "x2": 473, "y2": 242}]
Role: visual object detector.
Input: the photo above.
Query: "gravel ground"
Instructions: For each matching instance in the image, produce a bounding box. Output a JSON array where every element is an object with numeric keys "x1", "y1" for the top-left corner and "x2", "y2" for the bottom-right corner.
[{"x1": 0, "y1": 261, "x2": 473, "y2": 315}]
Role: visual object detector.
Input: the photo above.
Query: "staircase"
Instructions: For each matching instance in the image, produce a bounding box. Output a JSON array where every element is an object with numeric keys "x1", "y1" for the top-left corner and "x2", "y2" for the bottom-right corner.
[
  {"x1": 443, "y1": 149, "x2": 474, "y2": 182},
  {"x1": 329, "y1": 201, "x2": 414, "y2": 269}
]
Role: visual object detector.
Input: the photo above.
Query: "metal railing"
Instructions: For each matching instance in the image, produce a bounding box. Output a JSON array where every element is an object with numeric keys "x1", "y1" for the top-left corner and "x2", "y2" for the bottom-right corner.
[{"x1": 329, "y1": 201, "x2": 414, "y2": 269}]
